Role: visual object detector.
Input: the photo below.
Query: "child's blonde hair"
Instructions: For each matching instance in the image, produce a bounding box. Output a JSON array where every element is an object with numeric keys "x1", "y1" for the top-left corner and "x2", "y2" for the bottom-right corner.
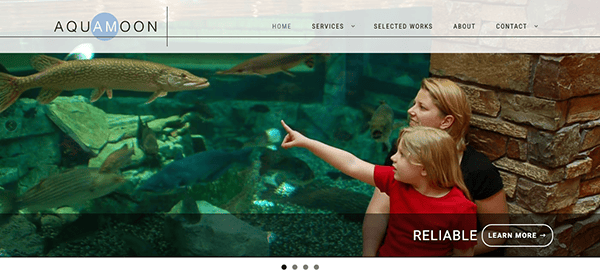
[
  {"x1": 421, "y1": 78, "x2": 471, "y2": 153},
  {"x1": 398, "y1": 126, "x2": 471, "y2": 200}
]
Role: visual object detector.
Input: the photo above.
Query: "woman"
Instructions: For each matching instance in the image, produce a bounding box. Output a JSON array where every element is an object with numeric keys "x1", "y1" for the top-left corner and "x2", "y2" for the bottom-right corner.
[{"x1": 362, "y1": 78, "x2": 509, "y2": 256}]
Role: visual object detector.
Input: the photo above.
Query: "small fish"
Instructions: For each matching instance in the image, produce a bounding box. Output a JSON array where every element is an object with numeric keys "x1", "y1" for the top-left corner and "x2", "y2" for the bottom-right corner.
[
  {"x1": 215, "y1": 53, "x2": 315, "y2": 78},
  {"x1": 137, "y1": 148, "x2": 253, "y2": 194},
  {"x1": 137, "y1": 116, "x2": 159, "y2": 156},
  {"x1": 0, "y1": 55, "x2": 210, "y2": 113},
  {"x1": 242, "y1": 128, "x2": 282, "y2": 151},
  {"x1": 368, "y1": 101, "x2": 401, "y2": 151},
  {"x1": 0, "y1": 168, "x2": 126, "y2": 213},
  {"x1": 99, "y1": 144, "x2": 135, "y2": 174}
]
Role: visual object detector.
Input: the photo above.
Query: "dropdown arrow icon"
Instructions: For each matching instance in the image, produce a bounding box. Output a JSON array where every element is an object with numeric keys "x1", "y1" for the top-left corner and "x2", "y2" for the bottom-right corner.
[
  {"x1": 534, "y1": 25, "x2": 538, "y2": 28},
  {"x1": 351, "y1": 25, "x2": 355, "y2": 28}
]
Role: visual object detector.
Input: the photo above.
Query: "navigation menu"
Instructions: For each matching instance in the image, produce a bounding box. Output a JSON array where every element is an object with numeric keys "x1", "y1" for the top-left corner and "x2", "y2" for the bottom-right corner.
[
  {"x1": 272, "y1": 23, "x2": 292, "y2": 29},
  {"x1": 453, "y1": 23, "x2": 475, "y2": 30},
  {"x1": 312, "y1": 23, "x2": 344, "y2": 29},
  {"x1": 373, "y1": 22, "x2": 432, "y2": 30},
  {"x1": 496, "y1": 23, "x2": 527, "y2": 29}
]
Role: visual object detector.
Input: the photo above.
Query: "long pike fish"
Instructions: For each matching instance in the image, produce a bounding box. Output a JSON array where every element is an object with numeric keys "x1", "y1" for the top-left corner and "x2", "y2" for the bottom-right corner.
[
  {"x1": 0, "y1": 55, "x2": 210, "y2": 113},
  {"x1": 215, "y1": 53, "x2": 317, "y2": 77}
]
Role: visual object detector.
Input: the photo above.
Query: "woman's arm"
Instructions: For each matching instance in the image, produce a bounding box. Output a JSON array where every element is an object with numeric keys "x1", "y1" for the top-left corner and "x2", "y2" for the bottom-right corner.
[
  {"x1": 362, "y1": 188, "x2": 390, "y2": 256},
  {"x1": 474, "y1": 189, "x2": 510, "y2": 255},
  {"x1": 280, "y1": 120, "x2": 376, "y2": 186}
]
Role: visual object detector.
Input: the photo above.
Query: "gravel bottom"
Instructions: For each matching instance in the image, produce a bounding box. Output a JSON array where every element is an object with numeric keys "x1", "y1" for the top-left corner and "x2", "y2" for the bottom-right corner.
[{"x1": 43, "y1": 204, "x2": 363, "y2": 257}]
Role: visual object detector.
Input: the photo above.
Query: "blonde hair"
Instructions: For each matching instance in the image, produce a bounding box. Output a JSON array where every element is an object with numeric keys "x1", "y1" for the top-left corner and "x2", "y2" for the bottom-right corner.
[
  {"x1": 421, "y1": 78, "x2": 471, "y2": 153},
  {"x1": 398, "y1": 126, "x2": 471, "y2": 200}
]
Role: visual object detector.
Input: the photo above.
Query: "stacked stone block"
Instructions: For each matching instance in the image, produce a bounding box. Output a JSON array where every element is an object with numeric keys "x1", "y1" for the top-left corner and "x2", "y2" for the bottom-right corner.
[{"x1": 430, "y1": 53, "x2": 600, "y2": 256}]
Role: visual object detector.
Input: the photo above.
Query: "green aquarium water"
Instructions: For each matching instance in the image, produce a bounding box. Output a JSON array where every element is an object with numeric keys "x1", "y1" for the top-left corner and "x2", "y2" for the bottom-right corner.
[{"x1": 0, "y1": 53, "x2": 429, "y2": 257}]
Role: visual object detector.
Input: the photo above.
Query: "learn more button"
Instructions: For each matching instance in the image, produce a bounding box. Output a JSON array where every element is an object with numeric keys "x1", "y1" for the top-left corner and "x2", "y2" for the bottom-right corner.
[{"x1": 482, "y1": 224, "x2": 553, "y2": 248}]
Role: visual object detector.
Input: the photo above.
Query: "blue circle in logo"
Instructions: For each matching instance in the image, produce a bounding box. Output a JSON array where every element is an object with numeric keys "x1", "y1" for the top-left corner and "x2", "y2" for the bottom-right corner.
[{"x1": 91, "y1": 12, "x2": 118, "y2": 41}]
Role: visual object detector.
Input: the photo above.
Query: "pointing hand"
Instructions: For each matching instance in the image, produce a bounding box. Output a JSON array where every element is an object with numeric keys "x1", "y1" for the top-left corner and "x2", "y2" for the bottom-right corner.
[{"x1": 280, "y1": 120, "x2": 309, "y2": 149}]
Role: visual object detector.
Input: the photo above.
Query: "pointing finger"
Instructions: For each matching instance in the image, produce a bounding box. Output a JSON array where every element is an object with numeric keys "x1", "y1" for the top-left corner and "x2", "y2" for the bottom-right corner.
[{"x1": 280, "y1": 120, "x2": 293, "y2": 133}]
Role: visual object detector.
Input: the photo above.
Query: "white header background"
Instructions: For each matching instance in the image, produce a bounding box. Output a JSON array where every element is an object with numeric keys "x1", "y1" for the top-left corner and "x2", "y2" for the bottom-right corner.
[{"x1": 0, "y1": 0, "x2": 599, "y2": 52}]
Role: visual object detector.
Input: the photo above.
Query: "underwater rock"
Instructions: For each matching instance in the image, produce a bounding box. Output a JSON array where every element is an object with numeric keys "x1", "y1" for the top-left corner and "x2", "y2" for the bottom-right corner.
[
  {"x1": 106, "y1": 114, "x2": 180, "y2": 144},
  {"x1": 190, "y1": 134, "x2": 207, "y2": 153},
  {"x1": 105, "y1": 114, "x2": 154, "y2": 143},
  {"x1": 249, "y1": 104, "x2": 270, "y2": 113},
  {"x1": 40, "y1": 214, "x2": 64, "y2": 238},
  {"x1": 158, "y1": 137, "x2": 186, "y2": 159},
  {"x1": 148, "y1": 115, "x2": 183, "y2": 132},
  {"x1": 0, "y1": 133, "x2": 61, "y2": 180},
  {"x1": 55, "y1": 207, "x2": 80, "y2": 225},
  {"x1": 0, "y1": 167, "x2": 19, "y2": 187},
  {"x1": 0, "y1": 98, "x2": 57, "y2": 141},
  {"x1": 46, "y1": 96, "x2": 109, "y2": 156},
  {"x1": 59, "y1": 133, "x2": 93, "y2": 167},
  {"x1": 120, "y1": 169, "x2": 154, "y2": 195},
  {"x1": 165, "y1": 200, "x2": 269, "y2": 256},
  {"x1": 106, "y1": 114, "x2": 154, "y2": 128},
  {"x1": 0, "y1": 215, "x2": 45, "y2": 256},
  {"x1": 116, "y1": 230, "x2": 160, "y2": 257}
]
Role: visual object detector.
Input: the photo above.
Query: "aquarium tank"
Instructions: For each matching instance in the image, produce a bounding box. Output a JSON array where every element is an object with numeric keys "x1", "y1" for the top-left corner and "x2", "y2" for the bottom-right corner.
[{"x1": 0, "y1": 52, "x2": 429, "y2": 257}]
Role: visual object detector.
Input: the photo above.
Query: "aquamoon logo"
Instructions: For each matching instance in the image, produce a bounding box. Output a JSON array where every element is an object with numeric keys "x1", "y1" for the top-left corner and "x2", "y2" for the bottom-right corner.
[
  {"x1": 54, "y1": 12, "x2": 158, "y2": 41},
  {"x1": 91, "y1": 12, "x2": 118, "y2": 41}
]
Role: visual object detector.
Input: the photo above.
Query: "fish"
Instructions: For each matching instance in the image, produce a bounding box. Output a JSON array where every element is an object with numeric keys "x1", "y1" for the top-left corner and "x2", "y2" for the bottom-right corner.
[
  {"x1": 0, "y1": 55, "x2": 210, "y2": 113},
  {"x1": 368, "y1": 101, "x2": 401, "y2": 151},
  {"x1": 137, "y1": 116, "x2": 159, "y2": 156},
  {"x1": 136, "y1": 148, "x2": 253, "y2": 194},
  {"x1": 99, "y1": 143, "x2": 135, "y2": 174},
  {"x1": 242, "y1": 128, "x2": 282, "y2": 151},
  {"x1": 0, "y1": 168, "x2": 126, "y2": 213},
  {"x1": 215, "y1": 53, "x2": 315, "y2": 77}
]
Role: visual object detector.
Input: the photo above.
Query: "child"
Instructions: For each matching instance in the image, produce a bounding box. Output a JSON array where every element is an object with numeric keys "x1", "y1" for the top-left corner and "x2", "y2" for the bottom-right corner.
[{"x1": 280, "y1": 120, "x2": 477, "y2": 256}]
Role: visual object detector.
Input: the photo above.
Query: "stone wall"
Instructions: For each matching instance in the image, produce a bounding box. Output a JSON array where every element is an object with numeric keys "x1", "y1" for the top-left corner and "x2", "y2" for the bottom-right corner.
[{"x1": 430, "y1": 53, "x2": 600, "y2": 256}]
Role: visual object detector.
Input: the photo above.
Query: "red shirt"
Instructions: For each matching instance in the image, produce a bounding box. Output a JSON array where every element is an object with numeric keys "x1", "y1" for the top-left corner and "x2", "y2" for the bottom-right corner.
[{"x1": 373, "y1": 165, "x2": 478, "y2": 256}]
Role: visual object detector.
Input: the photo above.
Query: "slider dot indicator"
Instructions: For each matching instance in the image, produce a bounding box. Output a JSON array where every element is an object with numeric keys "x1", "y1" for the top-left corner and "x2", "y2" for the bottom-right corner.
[{"x1": 282, "y1": 264, "x2": 287, "y2": 270}]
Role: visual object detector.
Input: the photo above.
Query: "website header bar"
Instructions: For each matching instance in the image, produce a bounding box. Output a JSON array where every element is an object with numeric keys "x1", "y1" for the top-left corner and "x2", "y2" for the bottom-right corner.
[{"x1": 1, "y1": 0, "x2": 599, "y2": 53}]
